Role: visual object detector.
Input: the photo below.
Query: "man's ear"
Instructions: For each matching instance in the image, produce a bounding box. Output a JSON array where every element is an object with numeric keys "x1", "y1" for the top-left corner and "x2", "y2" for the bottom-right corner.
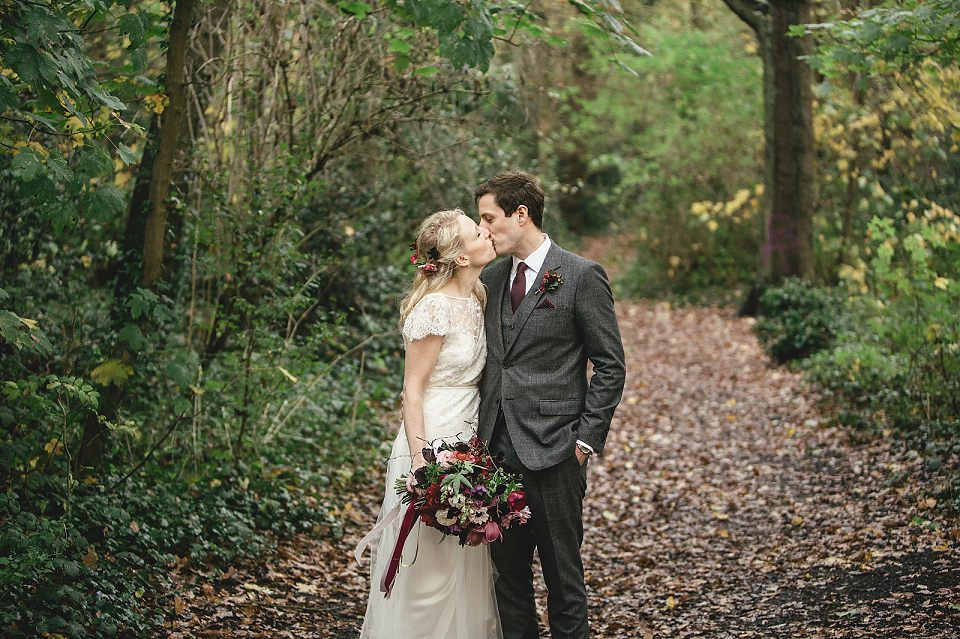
[{"x1": 515, "y1": 205, "x2": 528, "y2": 225}]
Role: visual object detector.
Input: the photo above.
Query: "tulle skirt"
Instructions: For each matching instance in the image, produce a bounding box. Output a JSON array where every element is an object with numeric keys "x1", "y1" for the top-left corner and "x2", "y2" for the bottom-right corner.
[{"x1": 356, "y1": 389, "x2": 501, "y2": 639}]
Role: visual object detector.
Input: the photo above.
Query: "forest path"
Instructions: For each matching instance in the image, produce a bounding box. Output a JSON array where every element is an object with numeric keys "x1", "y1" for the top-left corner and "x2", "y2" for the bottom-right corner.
[{"x1": 164, "y1": 301, "x2": 959, "y2": 638}]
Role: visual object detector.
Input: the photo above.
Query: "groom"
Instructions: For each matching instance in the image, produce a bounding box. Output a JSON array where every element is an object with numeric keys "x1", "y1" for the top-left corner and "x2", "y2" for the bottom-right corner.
[{"x1": 475, "y1": 170, "x2": 625, "y2": 639}]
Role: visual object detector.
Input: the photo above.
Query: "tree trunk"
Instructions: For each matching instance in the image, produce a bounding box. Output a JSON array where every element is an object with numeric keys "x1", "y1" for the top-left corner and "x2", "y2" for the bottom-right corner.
[
  {"x1": 723, "y1": 0, "x2": 815, "y2": 314},
  {"x1": 767, "y1": 0, "x2": 814, "y2": 283},
  {"x1": 76, "y1": 0, "x2": 197, "y2": 471},
  {"x1": 142, "y1": 0, "x2": 197, "y2": 288}
]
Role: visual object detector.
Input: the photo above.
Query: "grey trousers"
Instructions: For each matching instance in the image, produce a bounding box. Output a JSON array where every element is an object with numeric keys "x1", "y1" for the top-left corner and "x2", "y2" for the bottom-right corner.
[{"x1": 489, "y1": 412, "x2": 589, "y2": 639}]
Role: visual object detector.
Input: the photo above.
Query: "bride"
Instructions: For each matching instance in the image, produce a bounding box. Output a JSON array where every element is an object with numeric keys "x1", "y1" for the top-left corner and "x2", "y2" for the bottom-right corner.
[{"x1": 356, "y1": 209, "x2": 501, "y2": 639}]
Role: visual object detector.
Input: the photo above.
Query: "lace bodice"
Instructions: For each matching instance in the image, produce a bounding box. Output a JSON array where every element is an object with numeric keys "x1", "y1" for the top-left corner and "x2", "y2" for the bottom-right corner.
[{"x1": 402, "y1": 293, "x2": 486, "y2": 389}]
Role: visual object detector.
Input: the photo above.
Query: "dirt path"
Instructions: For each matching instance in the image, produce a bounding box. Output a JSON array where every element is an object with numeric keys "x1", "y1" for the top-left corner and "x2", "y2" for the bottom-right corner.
[{"x1": 164, "y1": 302, "x2": 959, "y2": 638}]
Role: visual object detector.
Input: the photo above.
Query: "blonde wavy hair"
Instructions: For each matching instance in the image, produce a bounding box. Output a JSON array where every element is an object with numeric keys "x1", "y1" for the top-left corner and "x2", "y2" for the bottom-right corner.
[{"x1": 398, "y1": 209, "x2": 487, "y2": 329}]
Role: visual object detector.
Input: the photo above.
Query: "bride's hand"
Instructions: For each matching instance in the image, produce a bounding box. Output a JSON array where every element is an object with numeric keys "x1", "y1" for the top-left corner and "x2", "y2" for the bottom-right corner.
[{"x1": 410, "y1": 450, "x2": 427, "y2": 472}]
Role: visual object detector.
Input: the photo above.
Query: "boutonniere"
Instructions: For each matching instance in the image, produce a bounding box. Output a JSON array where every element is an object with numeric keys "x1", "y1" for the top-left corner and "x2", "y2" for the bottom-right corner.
[{"x1": 536, "y1": 270, "x2": 563, "y2": 294}]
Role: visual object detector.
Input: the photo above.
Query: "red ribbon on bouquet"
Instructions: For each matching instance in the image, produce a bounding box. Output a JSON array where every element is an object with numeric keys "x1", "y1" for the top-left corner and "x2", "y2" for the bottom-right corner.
[{"x1": 379, "y1": 500, "x2": 419, "y2": 598}]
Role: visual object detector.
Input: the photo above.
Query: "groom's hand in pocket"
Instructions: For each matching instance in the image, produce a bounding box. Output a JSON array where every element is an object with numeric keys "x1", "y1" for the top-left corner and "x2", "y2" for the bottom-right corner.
[{"x1": 575, "y1": 447, "x2": 589, "y2": 466}]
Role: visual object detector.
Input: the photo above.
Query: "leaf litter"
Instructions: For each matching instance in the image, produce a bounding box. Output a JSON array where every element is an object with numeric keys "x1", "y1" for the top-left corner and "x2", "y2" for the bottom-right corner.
[{"x1": 162, "y1": 302, "x2": 958, "y2": 638}]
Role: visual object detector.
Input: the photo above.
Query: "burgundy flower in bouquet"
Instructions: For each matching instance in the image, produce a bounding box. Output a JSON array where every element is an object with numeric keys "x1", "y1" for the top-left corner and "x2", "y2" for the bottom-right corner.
[{"x1": 396, "y1": 437, "x2": 531, "y2": 547}]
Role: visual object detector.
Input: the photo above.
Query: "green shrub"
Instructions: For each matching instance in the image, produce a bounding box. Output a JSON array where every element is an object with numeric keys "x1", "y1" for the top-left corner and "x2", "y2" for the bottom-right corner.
[
  {"x1": 754, "y1": 278, "x2": 844, "y2": 363},
  {"x1": 0, "y1": 313, "x2": 364, "y2": 637},
  {"x1": 803, "y1": 339, "x2": 908, "y2": 409}
]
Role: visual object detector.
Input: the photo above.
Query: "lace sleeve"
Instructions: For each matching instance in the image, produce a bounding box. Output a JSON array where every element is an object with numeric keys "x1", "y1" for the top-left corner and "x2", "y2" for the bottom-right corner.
[{"x1": 402, "y1": 295, "x2": 450, "y2": 342}]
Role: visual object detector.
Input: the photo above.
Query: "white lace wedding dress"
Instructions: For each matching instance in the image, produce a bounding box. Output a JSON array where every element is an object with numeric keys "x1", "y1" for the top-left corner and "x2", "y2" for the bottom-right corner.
[{"x1": 356, "y1": 293, "x2": 501, "y2": 639}]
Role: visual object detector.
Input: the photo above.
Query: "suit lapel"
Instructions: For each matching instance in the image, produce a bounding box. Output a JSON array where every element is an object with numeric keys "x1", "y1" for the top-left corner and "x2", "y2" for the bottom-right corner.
[
  {"x1": 484, "y1": 259, "x2": 511, "y2": 357},
  {"x1": 503, "y1": 243, "x2": 563, "y2": 357}
]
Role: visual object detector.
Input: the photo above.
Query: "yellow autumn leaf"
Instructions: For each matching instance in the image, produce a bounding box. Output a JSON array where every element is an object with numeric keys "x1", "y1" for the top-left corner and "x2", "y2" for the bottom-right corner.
[
  {"x1": 143, "y1": 92, "x2": 168, "y2": 115},
  {"x1": 18, "y1": 317, "x2": 37, "y2": 329},
  {"x1": 44, "y1": 438, "x2": 64, "y2": 455},
  {"x1": 82, "y1": 546, "x2": 98, "y2": 570},
  {"x1": 934, "y1": 277, "x2": 949, "y2": 290},
  {"x1": 90, "y1": 359, "x2": 134, "y2": 387}
]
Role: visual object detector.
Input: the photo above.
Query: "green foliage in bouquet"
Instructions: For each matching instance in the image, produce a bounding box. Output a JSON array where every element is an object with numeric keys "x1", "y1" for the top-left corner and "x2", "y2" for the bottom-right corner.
[{"x1": 398, "y1": 438, "x2": 530, "y2": 547}]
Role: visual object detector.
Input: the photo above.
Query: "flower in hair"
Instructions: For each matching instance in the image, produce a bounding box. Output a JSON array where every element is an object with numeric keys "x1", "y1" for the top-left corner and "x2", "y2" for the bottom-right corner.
[{"x1": 410, "y1": 244, "x2": 442, "y2": 275}]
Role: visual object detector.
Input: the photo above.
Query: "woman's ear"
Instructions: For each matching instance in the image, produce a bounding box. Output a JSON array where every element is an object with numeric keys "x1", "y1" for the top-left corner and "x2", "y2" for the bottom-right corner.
[{"x1": 455, "y1": 254, "x2": 469, "y2": 267}]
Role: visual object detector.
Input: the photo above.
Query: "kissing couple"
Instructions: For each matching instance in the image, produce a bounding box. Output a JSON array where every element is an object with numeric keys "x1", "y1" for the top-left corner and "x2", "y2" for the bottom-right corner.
[{"x1": 356, "y1": 170, "x2": 626, "y2": 639}]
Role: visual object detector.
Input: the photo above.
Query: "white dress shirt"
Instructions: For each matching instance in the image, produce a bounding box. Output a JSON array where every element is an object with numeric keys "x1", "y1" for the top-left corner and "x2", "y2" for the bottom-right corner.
[{"x1": 510, "y1": 234, "x2": 552, "y2": 295}]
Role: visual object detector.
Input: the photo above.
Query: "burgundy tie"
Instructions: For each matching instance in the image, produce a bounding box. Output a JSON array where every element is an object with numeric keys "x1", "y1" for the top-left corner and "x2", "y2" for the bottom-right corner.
[{"x1": 511, "y1": 262, "x2": 528, "y2": 312}]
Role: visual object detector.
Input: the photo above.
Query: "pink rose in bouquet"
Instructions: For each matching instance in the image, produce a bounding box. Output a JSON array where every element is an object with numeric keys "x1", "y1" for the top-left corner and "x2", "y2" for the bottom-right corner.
[{"x1": 397, "y1": 437, "x2": 531, "y2": 547}]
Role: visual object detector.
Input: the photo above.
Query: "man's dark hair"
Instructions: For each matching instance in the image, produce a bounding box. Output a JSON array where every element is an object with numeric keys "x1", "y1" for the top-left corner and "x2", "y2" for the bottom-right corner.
[{"x1": 474, "y1": 170, "x2": 545, "y2": 228}]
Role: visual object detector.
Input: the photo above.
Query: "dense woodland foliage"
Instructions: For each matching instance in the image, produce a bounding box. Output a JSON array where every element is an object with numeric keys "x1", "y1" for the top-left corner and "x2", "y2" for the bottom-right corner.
[{"x1": 0, "y1": 0, "x2": 957, "y2": 635}]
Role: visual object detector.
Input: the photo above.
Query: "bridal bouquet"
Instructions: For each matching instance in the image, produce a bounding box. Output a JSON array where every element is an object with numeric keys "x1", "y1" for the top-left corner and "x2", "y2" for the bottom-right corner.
[{"x1": 396, "y1": 437, "x2": 531, "y2": 547}]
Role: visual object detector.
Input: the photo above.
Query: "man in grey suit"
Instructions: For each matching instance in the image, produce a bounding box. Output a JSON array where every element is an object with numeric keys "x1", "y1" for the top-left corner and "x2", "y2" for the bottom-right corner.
[{"x1": 475, "y1": 170, "x2": 626, "y2": 639}]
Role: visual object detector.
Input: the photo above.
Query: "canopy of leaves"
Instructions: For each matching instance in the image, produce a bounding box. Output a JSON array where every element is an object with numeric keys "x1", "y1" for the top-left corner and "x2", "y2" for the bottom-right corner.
[{"x1": 798, "y1": 0, "x2": 960, "y2": 76}]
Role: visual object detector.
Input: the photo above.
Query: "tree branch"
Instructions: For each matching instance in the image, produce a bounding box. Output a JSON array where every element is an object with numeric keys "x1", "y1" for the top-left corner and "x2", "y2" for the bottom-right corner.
[{"x1": 722, "y1": 0, "x2": 768, "y2": 35}]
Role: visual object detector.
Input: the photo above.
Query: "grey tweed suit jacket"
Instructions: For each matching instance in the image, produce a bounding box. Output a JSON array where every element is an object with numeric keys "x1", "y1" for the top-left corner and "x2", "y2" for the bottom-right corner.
[{"x1": 478, "y1": 242, "x2": 626, "y2": 471}]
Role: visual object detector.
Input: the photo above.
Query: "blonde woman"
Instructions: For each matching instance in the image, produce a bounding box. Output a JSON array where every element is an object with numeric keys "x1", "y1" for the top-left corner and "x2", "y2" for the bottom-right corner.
[{"x1": 357, "y1": 209, "x2": 501, "y2": 639}]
